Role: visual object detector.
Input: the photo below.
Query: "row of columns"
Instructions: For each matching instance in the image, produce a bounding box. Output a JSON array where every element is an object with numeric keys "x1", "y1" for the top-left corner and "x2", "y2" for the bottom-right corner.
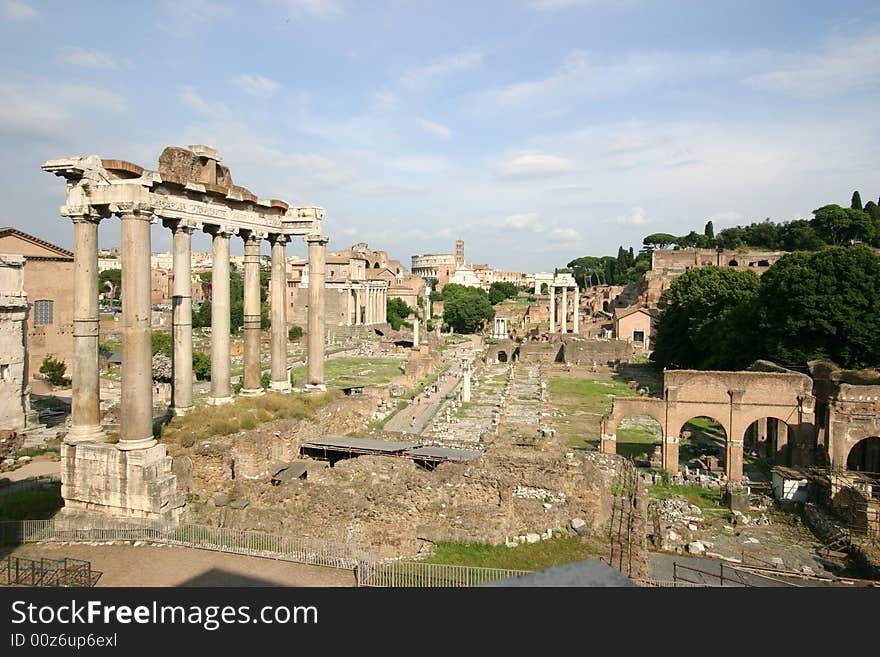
[
  {"x1": 548, "y1": 284, "x2": 579, "y2": 334},
  {"x1": 349, "y1": 284, "x2": 387, "y2": 326},
  {"x1": 66, "y1": 204, "x2": 329, "y2": 452}
]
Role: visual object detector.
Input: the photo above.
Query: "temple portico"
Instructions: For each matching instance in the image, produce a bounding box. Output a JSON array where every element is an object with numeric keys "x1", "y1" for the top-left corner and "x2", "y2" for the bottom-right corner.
[
  {"x1": 43, "y1": 145, "x2": 330, "y2": 521},
  {"x1": 548, "y1": 273, "x2": 578, "y2": 334}
]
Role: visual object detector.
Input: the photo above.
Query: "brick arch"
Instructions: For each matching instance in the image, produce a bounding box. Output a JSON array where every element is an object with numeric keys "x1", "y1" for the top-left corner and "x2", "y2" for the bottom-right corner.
[{"x1": 845, "y1": 436, "x2": 880, "y2": 473}]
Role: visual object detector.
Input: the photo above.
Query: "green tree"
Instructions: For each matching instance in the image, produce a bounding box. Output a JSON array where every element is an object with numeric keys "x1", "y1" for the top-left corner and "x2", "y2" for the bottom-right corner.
[
  {"x1": 39, "y1": 355, "x2": 67, "y2": 386},
  {"x1": 716, "y1": 226, "x2": 746, "y2": 249},
  {"x1": 643, "y1": 233, "x2": 678, "y2": 249},
  {"x1": 704, "y1": 220, "x2": 715, "y2": 242},
  {"x1": 488, "y1": 281, "x2": 518, "y2": 304},
  {"x1": 757, "y1": 246, "x2": 880, "y2": 369},
  {"x1": 852, "y1": 190, "x2": 863, "y2": 211},
  {"x1": 151, "y1": 331, "x2": 172, "y2": 357},
  {"x1": 442, "y1": 286, "x2": 494, "y2": 333},
  {"x1": 387, "y1": 297, "x2": 413, "y2": 330},
  {"x1": 651, "y1": 267, "x2": 762, "y2": 370},
  {"x1": 192, "y1": 351, "x2": 211, "y2": 380},
  {"x1": 193, "y1": 264, "x2": 245, "y2": 332},
  {"x1": 288, "y1": 325, "x2": 303, "y2": 341},
  {"x1": 98, "y1": 268, "x2": 122, "y2": 299},
  {"x1": 810, "y1": 205, "x2": 872, "y2": 245}
]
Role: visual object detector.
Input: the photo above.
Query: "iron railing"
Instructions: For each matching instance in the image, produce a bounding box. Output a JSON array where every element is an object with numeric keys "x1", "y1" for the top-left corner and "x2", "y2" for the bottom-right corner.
[
  {"x1": 0, "y1": 555, "x2": 95, "y2": 587},
  {"x1": 356, "y1": 560, "x2": 529, "y2": 587}
]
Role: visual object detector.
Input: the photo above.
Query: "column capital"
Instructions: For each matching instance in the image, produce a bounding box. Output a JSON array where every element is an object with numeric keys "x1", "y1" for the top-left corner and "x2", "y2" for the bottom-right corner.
[
  {"x1": 163, "y1": 218, "x2": 198, "y2": 235},
  {"x1": 305, "y1": 233, "x2": 329, "y2": 246},
  {"x1": 204, "y1": 223, "x2": 237, "y2": 238},
  {"x1": 111, "y1": 201, "x2": 155, "y2": 221},
  {"x1": 64, "y1": 205, "x2": 108, "y2": 224},
  {"x1": 268, "y1": 232, "x2": 289, "y2": 245},
  {"x1": 240, "y1": 229, "x2": 267, "y2": 243}
]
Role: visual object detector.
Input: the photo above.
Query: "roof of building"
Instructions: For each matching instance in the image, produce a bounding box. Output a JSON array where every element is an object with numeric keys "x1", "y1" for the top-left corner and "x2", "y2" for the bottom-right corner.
[
  {"x1": 0, "y1": 227, "x2": 74, "y2": 260},
  {"x1": 613, "y1": 305, "x2": 659, "y2": 321}
]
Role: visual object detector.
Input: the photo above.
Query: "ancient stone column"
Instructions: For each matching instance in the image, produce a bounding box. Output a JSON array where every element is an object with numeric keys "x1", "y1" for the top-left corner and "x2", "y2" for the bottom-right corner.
[
  {"x1": 549, "y1": 286, "x2": 556, "y2": 333},
  {"x1": 462, "y1": 360, "x2": 471, "y2": 403},
  {"x1": 208, "y1": 227, "x2": 233, "y2": 405},
  {"x1": 413, "y1": 316, "x2": 420, "y2": 348},
  {"x1": 306, "y1": 234, "x2": 328, "y2": 387},
  {"x1": 118, "y1": 207, "x2": 156, "y2": 451},
  {"x1": 269, "y1": 234, "x2": 290, "y2": 393},
  {"x1": 347, "y1": 288, "x2": 354, "y2": 326},
  {"x1": 66, "y1": 209, "x2": 105, "y2": 444},
  {"x1": 355, "y1": 287, "x2": 363, "y2": 325},
  {"x1": 170, "y1": 221, "x2": 194, "y2": 415},
  {"x1": 573, "y1": 287, "x2": 580, "y2": 334},
  {"x1": 240, "y1": 232, "x2": 263, "y2": 396},
  {"x1": 561, "y1": 286, "x2": 568, "y2": 334}
]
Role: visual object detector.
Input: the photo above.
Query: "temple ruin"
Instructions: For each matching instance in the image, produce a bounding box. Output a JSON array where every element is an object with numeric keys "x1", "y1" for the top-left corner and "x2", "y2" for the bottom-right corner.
[{"x1": 41, "y1": 145, "x2": 331, "y2": 521}]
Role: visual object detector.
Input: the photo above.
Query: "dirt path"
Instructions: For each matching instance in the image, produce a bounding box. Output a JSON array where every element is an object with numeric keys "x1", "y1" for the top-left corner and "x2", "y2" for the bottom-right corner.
[{"x1": 7, "y1": 543, "x2": 356, "y2": 587}]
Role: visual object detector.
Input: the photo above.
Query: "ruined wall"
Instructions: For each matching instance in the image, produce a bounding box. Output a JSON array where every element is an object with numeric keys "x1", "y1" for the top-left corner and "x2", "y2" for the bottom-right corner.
[
  {"x1": 558, "y1": 336, "x2": 632, "y2": 365},
  {"x1": 827, "y1": 383, "x2": 880, "y2": 470}
]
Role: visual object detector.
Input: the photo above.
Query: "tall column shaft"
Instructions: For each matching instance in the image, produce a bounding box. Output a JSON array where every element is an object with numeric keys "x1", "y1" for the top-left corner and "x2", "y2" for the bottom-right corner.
[
  {"x1": 355, "y1": 288, "x2": 362, "y2": 325},
  {"x1": 118, "y1": 210, "x2": 156, "y2": 450},
  {"x1": 209, "y1": 229, "x2": 233, "y2": 404},
  {"x1": 573, "y1": 287, "x2": 580, "y2": 334},
  {"x1": 269, "y1": 235, "x2": 290, "y2": 392},
  {"x1": 66, "y1": 212, "x2": 104, "y2": 444},
  {"x1": 306, "y1": 234, "x2": 328, "y2": 386},
  {"x1": 413, "y1": 316, "x2": 420, "y2": 348},
  {"x1": 241, "y1": 233, "x2": 263, "y2": 395},
  {"x1": 462, "y1": 362, "x2": 471, "y2": 402},
  {"x1": 171, "y1": 223, "x2": 193, "y2": 414},
  {"x1": 347, "y1": 288, "x2": 354, "y2": 326},
  {"x1": 561, "y1": 286, "x2": 568, "y2": 333},
  {"x1": 549, "y1": 286, "x2": 556, "y2": 333}
]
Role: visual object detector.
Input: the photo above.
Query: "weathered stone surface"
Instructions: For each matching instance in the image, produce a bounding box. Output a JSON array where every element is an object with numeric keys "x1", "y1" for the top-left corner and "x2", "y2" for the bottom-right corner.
[
  {"x1": 229, "y1": 498, "x2": 249, "y2": 509},
  {"x1": 687, "y1": 541, "x2": 705, "y2": 555},
  {"x1": 525, "y1": 532, "x2": 541, "y2": 544},
  {"x1": 214, "y1": 493, "x2": 230, "y2": 507}
]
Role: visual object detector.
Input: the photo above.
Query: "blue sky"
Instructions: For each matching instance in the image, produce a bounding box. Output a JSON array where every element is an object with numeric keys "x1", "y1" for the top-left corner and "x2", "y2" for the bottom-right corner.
[{"x1": 1, "y1": 0, "x2": 879, "y2": 271}]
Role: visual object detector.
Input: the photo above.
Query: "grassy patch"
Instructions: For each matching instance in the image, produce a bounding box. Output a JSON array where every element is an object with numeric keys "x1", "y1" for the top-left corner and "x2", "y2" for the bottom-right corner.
[
  {"x1": 0, "y1": 483, "x2": 63, "y2": 520},
  {"x1": 684, "y1": 416, "x2": 726, "y2": 437},
  {"x1": 160, "y1": 390, "x2": 341, "y2": 450},
  {"x1": 288, "y1": 357, "x2": 404, "y2": 388},
  {"x1": 550, "y1": 377, "x2": 640, "y2": 448},
  {"x1": 647, "y1": 484, "x2": 723, "y2": 509},
  {"x1": 424, "y1": 535, "x2": 606, "y2": 571}
]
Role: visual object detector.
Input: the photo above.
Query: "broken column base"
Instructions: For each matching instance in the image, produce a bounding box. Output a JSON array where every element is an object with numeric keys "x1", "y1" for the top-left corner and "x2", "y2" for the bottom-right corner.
[{"x1": 60, "y1": 442, "x2": 185, "y2": 523}]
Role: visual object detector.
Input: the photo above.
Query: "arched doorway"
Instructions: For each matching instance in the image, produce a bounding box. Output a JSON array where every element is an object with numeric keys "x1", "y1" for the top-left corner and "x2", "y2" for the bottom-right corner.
[
  {"x1": 679, "y1": 416, "x2": 727, "y2": 472},
  {"x1": 847, "y1": 437, "x2": 880, "y2": 474},
  {"x1": 616, "y1": 414, "x2": 663, "y2": 462},
  {"x1": 744, "y1": 417, "x2": 792, "y2": 464}
]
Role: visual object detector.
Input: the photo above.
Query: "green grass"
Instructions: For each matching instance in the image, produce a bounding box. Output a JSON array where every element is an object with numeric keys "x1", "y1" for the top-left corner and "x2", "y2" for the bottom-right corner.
[
  {"x1": 647, "y1": 484, "x2": 723, "y2": 509},
  {"x1": 288, "y1": 357, "x2": 404, "y2": 388},
  {"x1": 549, "y1": 378, "x2": 638, "y2": 414},
  {"x1": 616, "y1": 426, "x2": 658, "y2": 459},
  {"x1": 0, "y1": 484, "x2": 63, "y2": 520},
  {"x1": 684, "y1": 416, "x2": 726, "y2": 437},
  {"x1": 424, "y1": 535, "x2": 606, "y2": 571}
]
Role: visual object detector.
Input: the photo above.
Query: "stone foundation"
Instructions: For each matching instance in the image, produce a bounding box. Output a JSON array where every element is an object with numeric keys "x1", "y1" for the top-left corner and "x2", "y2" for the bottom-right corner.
[{"x1": 60, "y1": 442, "x2": 185, "y2": 522}]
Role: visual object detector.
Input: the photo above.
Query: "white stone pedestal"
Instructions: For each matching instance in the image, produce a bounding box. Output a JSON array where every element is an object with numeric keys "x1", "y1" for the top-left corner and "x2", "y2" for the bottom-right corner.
[{"x1": 60, "y1": 442, "x2": 185, "y2": 522}]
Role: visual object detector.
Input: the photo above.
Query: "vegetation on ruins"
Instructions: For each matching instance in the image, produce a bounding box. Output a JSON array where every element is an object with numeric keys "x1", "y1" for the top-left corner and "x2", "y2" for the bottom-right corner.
[
  {"x1": 424, "y1": 535, "x2": 607, "y2": 571},
  {"x1": 288, "y1": 325, "x2": 303, "y2": 341},
  {"x1": 150, "y1": 330, "x2": 210, "y2": 380},
  {"x1": 488, "y1": 281, "x2": 519, "y2": 305},
  {"x1": 160, "y1": 390, "x2": 340, "y2": 451},
  {"x1": 652, "y1": 245, "x2": 880, "y2": 371},
  {"x1": 38, "y1": 355, "x2": 67, "y2": 386},
  {"x1": 386, "y1": 297, "x2": 414, "y2": 330},
  {"x1": 439, "y1": 283, "x2": 495, "y2": 333},
  {"x1": 567, "y1": 191, "x2": 879, "y2": 288},
  {"x1": 97, "y1": 268, "x2": 121, "y2": 298}
]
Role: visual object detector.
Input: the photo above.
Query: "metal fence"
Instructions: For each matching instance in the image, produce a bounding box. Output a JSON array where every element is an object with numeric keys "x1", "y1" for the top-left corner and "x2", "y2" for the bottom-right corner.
[
  {"x1": 0, "y1": 555, "x2": 95, "y2": 587},
  {"x1": 0, "y1": 519, "x2": 536, "y2": 587},
  {"x1": 356, "y1": 560, "x2": 530, "y2": 587},
  {"x1": 0, "y1": 519, "x2": 373, "y2": 571}
]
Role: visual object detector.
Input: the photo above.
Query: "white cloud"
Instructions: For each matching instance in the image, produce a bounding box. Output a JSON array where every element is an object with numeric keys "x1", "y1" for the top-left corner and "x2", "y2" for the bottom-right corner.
[
  {"x1": 400, "y1": 49, "x2": 484, "y2": 90},
  {"x1": 502, "y1": 212, "x2": 544, "y2": 232},
  {"x1": 417, "y1": 118, "x2": 452, "y2": 140},
  {"x1": 269, "y1": 0, "x2": 342, "y2": 17},
  {"x1": 614, "y1": 207, "x2": 649, "y2": 226},
  {"x1": 57, "y1": 47, "x2": 128, "y2": 70},
  {"x1": 2, "y1": 0, "x2": 38, "y2": 20},
  {"x1": 369, "y1": 88, "x2": 397, "y2": 111},
  {"x1": 230, "y1": 74, "x2": 282, "y2": 98},
  {"x1": 550, "y1": 227, "x2": 583, "y2": 242},
  {"x1": 156, "y1": 0, "x2": 231, "y2": 36},
  {"x1": 499, "y1": 152, "x2": 577, "y2": 179},
  {"x1": 181, "y1": 86, "x2": 231, "y2": 117},
  {"x1": 745, "y1": 32, "x2": 880, "y2": 98}
]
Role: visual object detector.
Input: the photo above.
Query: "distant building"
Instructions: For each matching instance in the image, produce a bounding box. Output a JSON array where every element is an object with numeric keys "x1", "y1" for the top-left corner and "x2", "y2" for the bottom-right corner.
[
  {"x1": 0, "y1": 227, "x2": 74, "y2": 379},
  {"x1": 613, "y1": 306, "x2": 658, "y2": 352}
]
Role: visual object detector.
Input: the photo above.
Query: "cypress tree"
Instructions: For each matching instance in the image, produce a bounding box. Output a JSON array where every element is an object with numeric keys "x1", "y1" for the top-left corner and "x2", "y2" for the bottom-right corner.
[
  {"x1": 851, "y1": 190, "x2": 863, "y2": 210},
  {"x1": 704, "y1": 220, "x2": 715, "y2": 240}
]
